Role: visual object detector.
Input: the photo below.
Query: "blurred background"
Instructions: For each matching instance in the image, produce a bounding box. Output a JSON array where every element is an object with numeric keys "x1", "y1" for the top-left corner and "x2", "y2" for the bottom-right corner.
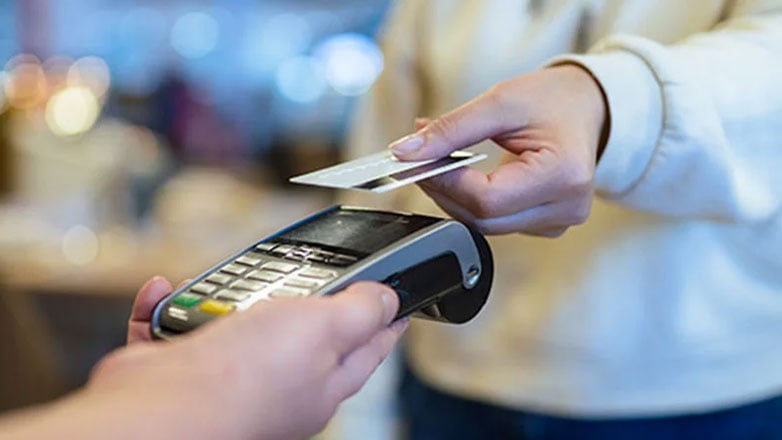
[{"x1": 0, "y1": 0, "x2": 393, "y2": 434}]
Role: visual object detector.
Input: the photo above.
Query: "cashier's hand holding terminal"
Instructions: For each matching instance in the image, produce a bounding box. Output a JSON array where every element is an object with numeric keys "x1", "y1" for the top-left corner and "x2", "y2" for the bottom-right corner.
[
  {"x1": 389, "y1": 65, "x2": 608, "y2": 237},
  {"x1": 0, "y1": 277, "x2": 406, "y2": 440}
]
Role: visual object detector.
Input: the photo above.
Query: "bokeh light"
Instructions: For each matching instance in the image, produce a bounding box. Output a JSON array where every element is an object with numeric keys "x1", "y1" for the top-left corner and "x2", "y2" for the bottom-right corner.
[
  {"x1": 260, "y1": 13, "x2": 312, "y2": 62},
  {"x1": 305, "y1": 10, "x2": 343, "y2": 33},
  {"x1": 242, "y1": 12, "x2": 312, "y2": 80},
  {"x1": 119, "y1": 7, "x2": 167, "y2": 52},
  {"x1": 0, "y1": 71, "x2": 7, "y2": 114},
  {"x1": 43, "y1": 56, "x2": 74, "y2": 90},
  {"x1": 61, "y1": 225, "x2": 100, "y2": 265},
  {"x1": 68, "y1": 56, "x2": 111, "y2": 98},
  {"x1": 275, "y1": 56, "x2": 327, "y2": 104},
  {"x1": 125, "y1": 125, "x2": 164, "y2": 177},
  {"x1": 4, "y1": 55, "x2": 48, "y2": 110},
  {"x1": 45, "y1": 86, "x2": 100, "y2": 137},
  {"x1": 315, "y1": 33, "x2": 384, "y2": 96},
  {"x1": 4, "y1": 53, "x2": 40, "y2": 71},
  {"x1": 171, "y1": 12, "x2": 220, "y2": 59}
]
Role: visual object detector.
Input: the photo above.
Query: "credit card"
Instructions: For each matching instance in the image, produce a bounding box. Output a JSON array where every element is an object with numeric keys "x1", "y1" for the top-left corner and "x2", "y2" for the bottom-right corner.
[{"x1": 289, "y1": 150, "x2": 487, "y2": 193}]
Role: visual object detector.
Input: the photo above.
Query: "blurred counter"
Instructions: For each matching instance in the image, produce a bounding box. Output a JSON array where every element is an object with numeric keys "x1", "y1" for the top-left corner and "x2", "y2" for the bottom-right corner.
[
  {"x1": 0, "y1": 170, "x2": 332, "y2": 296},
  {"x1": 0, "y1": 170, "x2": 332, "y2": 412}
]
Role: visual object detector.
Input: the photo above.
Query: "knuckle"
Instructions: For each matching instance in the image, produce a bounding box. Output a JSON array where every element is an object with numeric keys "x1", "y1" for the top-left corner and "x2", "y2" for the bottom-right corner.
[
  {"x1": 559, "y1": 161, "x2": 593, "y2": 193},
  {"x1": 304, "y1": 406, "x2": 337, "y2": 440},
  {"x1": 485, "y1": 81, "x2": 522, "y2": 123},
  {"x1": 484, "y1": 84, "x2": 505, "y2": 107},
  {"x1": 428, "y1": 114, "x2": 461, "y2": 145},
  {"x1": 570, "y1": 208, "x2": 591, "y2": 225},
  {"x1": 470, "y1": 218, "x2": 496, "y2": 236},
  {"x1": 486, "y1": 82, "x2": 512, "y2": 110},
  {"x1": 537, "y1": 228, "x2": 568, "y2": 238},
  {"x1": 472, "y1": 193, "x2": 503, "y2": 219},
  {"x1": 317, "y1": 403, "x2": 339, "y2": 429},
  {"x1": 474, "y1": 223, "x2": 493, "y2": 235},
  {"x1": 467, "y1": 219, "x2": 502, "y2": 235},
  {"x1": 567, "y1": 199, "x2": 593, "y2": 225},
  {"x1": 343, "y1": 374, "x2": 368, "y2": 400}
]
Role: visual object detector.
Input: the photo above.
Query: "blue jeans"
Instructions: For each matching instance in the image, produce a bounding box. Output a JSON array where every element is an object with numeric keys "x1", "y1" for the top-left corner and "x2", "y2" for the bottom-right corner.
[{"x1": 399, "y1": 363, "x2": 782, "y2": 440}]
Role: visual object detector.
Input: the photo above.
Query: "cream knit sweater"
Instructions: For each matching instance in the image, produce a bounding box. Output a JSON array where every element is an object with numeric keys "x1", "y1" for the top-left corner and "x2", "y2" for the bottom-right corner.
[{"x1": 346, "y1": 0, "x2": 782, "y2": 416}]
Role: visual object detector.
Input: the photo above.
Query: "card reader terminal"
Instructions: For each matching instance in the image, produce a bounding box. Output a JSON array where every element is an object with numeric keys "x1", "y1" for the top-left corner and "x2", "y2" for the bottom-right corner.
[{"x1": 151, "y1": 206, "x2": 494, "y2": 339}]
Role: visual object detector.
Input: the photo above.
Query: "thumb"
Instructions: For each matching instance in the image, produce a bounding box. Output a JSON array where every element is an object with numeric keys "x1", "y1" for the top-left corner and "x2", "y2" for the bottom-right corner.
[
  {"x1": 325, "y1": 282, "x2": 400, "y2": 357},
  {"x1": 389, "y1": 89, "x2": 515, "y2": 161},
  {"x1": 127, "y1": 276, "x2": 173, "y2": 344}
]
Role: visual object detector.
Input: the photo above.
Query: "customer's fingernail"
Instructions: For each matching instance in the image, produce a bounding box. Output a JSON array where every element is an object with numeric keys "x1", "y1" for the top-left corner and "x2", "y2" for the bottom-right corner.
[
  {"x1": 381, "y1": 289, "x2": 398, "y2": 321},
  {"x1": 389, "y1": 133, "x2": 424, "y2": 155},
  {"x1": 390, "y1": 317, "x2": 410, "y2": 333}
]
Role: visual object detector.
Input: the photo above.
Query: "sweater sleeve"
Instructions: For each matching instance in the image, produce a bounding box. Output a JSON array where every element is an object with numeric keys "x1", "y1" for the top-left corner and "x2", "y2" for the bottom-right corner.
[{"x1": 553, "y1": 1, "x2": 782, "y2": 223}]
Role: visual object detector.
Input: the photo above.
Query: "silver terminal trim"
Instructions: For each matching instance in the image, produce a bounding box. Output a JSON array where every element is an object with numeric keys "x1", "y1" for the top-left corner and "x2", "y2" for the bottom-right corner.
[{"x1": 318, "y1": 218, "x2": 482, "y2": 294}]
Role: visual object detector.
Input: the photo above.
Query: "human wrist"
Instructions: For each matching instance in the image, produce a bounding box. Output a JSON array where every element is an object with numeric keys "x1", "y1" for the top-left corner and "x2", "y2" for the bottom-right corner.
[
  {"x1": 0, "y1": 387, "x2": 186, "y2": 440},
  {"x1": 547, "y1": 49, "x2": 664, "y2": 196},
  {"x1": 84, "y1": 342, "x2": 241, "y2": 439},
  {"x1": 546, "y1": 63, "x2": 610, "y2": 163}
]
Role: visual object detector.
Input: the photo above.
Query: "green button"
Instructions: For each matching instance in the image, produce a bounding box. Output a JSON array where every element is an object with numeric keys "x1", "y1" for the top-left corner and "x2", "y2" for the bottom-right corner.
[{"x1": 172, "y1": 292, "x2": 203, "y2": 308}]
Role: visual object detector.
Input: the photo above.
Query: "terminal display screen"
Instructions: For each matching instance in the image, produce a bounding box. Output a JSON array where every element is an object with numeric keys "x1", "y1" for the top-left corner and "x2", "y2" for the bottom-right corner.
[{"x1": 280, "y1": 209, "x2": 438, "y2": 255}]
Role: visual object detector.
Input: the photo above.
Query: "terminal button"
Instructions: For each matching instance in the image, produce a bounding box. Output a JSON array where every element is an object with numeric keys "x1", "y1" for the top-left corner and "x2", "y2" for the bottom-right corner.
[
  {"x1": 172, "y1": 293, "x2": 203, "y2": 308},
  {"x1": 270, "y1": 244, "x2": 296, "y2": 256},
  {"x1": 190, "y1": 283, "x2": 217, "y2": 295},
  {"x1": 247, "y1": 270, "x2": 283, "y2": 283},
  {"x1": 236, "y1": 255, "x2": 263, "y2": 267},
  {"x1": 261, "y1": 261, "x2": 299, "y2": 274},
  {"x1": 284, "y1": 278, "x2": 321, "y2": 289},
  {"x1": 167, "y1": 306, "x2": 189, "y2": 321},
  {"x1": 214, "y1": 290, "x2": 250, "y2": 302},
  {"x1": 298, "y1": 268, "x2": 337, "y2": 280},
  {"x1": 230, "y1": 279, "x2": 268, "y2": 291},
  {"x1": 205, "y1": 273, "x2": 232, "y2": 285},
  {"x1": 254, "y1": 242, "x2": 278, "y2": 253},
  {"x1": 220, "y1": 264, "x2": 248, "y2": 276},
  {"x1": 269, "y1": 287, "x2": 309, "y2": 298},
  {"x1": 306, "y1": 250, "x2": 333, "y2": 263},
  {"x1": 328, "y1": 255, "x2": 357, "y2": 267},
  {"x1": 198, "y1": 300, "x2": 236, "y2": 316}
]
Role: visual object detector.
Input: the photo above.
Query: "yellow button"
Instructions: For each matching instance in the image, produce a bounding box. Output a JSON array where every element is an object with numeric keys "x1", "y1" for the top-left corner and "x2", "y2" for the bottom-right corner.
[{"x1": 198, "y1": 299, "x2": 235, "y2": 316}]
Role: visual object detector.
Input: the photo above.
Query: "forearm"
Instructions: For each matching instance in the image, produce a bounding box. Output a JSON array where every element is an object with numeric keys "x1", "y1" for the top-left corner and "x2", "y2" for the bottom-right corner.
[
  {"x1": 0, "y1": 388, "x2": 208, "y2": 439},
  {"x1": 0, "y1": 346, "x2": 235, "y2": 440}
]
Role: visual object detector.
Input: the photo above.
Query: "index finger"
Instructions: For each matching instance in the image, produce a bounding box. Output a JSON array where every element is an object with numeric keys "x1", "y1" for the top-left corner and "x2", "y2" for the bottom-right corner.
[{"x1": 389, "y1": 87, "x2": 520, "y2": 161}]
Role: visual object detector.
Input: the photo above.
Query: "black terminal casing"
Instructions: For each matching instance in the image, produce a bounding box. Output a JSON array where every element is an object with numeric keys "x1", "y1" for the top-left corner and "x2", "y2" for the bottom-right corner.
[{"x1": 387, "y1": 227, "x2": 493, "y2": 323}]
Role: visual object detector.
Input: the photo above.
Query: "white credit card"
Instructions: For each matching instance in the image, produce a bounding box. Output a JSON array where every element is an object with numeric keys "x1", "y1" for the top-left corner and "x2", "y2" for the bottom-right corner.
[{"x1": 289, "y1": 150, "x2": 487, "y2": 193}]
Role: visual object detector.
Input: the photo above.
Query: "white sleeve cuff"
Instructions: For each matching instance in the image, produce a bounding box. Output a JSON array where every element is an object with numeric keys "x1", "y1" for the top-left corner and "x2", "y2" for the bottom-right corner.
[{"x1": 548, "y1": 49, "x2": 664, "y2": 198}]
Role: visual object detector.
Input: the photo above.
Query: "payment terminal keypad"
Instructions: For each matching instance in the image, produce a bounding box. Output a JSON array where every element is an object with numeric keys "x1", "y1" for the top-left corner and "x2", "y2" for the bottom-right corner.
[{"x1": 159, "y1": 241, "x2": 353, "y2": 333}]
